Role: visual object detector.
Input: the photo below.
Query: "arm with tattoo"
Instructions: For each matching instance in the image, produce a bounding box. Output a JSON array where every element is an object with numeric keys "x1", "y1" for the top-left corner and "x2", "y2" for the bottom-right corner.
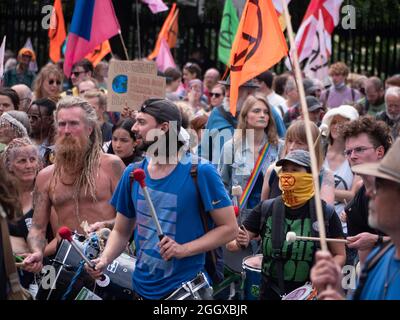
[{"x1": 27, "y1": 172, "x2": 52, "y2": 255}]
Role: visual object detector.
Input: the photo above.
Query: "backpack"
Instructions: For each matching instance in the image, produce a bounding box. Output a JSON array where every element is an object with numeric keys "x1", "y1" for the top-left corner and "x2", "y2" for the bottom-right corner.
[
  {"x1": 258, "y1": 196, "x2": 335, "y2": 295},
  {"x1": 129, "y1": 160, "x2": 224, "y2": 285}
]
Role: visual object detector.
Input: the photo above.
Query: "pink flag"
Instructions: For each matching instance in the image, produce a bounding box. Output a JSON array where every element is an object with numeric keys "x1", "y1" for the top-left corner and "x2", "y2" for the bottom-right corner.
[
  {"x1": 64, "y1": 0, "x2": 120, "y2": 77},
  {"x1": 142, "y1": 0, "x2": 168, "y2": 14},
  {"x1": 156, "y1": 38, "x2": 176, "y2": 72}
]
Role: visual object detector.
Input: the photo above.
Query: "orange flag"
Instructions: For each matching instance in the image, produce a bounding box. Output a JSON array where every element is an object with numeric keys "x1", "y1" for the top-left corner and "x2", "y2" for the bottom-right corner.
[
  {"x1": 85, "y1": 40, "x2": 111, "y2": 67},
  {"x1": 167, "y1": 8, "x2": 179, "y2": 48},
  {"x1": 148, "y1": 3, "x2": 178, "y2": 60},
  {"x1": 229, "y1": 0, "x2": 288, "y2": 115},
  {"x1": 48, "y1": 0, "x2": 66, "y2": 63}
]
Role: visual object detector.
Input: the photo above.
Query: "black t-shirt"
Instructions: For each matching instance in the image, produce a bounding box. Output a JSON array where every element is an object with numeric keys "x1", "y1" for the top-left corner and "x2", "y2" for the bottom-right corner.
[
  {"x1": 346, "y1": 185, "x2": 384, "y2": 237},
  {"x1": 244, "y1": 199, "x2": 343, "y2": 297},
  {"x1": 8, "y1": 209, "x2": 53, "y2": 241}
]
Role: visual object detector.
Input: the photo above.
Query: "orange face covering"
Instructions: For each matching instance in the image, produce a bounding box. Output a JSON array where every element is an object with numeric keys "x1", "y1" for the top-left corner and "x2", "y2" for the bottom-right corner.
[{"x1": 278, "y1": 172, "x2": 315, "y2": 208}]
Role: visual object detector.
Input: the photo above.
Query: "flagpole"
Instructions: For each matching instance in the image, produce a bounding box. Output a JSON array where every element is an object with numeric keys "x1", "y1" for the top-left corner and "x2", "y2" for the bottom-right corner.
[
  {"x1": 280, "y1": 0, "x2": 328, "y2": 252},
  {"x1": 119, "y1": 30, "x2": 130, "y2": 60},
  {"x1": 136, "y1": 0, "x2": 142, "y2": 59}
]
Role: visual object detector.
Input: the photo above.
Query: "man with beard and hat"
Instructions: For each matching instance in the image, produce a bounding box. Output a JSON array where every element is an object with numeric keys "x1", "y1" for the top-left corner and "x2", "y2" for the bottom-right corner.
[
  {"x1": 22, "y1": 96, "x2": 126, "y2": 273},
  {"x1": 86, "y1": 98, "x2": 237, "y2": 300},
  {"x1": 311, "y1": 138, "x2": 400, "y2": 300}
]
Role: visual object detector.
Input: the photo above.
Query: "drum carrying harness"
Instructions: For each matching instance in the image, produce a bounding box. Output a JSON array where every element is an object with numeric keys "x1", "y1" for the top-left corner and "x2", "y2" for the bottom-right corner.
[{"x1": 259, "y1": 196, "x2": 334, "y2": 296}]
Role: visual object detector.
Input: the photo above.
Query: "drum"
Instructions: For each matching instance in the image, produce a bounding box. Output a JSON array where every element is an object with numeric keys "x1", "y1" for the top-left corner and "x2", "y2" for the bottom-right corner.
[
  {"x1": 36, "y1": 237, "x2": 136, "y2": 300},
  {"x1": 281, "y1": 283, "x2": 317, "y2": 300},
  {"x1": 242, "y1": 254, "x2": 262, "y2": 300},
  {"x1": 165, "y1": 272, "x2": 213, "y2": 300}
]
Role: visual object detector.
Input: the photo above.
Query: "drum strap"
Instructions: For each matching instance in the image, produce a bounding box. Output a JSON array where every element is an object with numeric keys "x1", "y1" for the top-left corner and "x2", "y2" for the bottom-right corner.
[
  {"x1": 352, "y1": 241, "x2": 394, "y2": 300},
  {"x1": 271, "y1": 197, "x2": 286, "y2": 296}
]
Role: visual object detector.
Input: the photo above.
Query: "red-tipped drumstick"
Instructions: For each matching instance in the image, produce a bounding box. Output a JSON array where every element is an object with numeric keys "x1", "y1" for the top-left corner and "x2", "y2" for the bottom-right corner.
[
  {"x1": 133, "y1": 169, "x2": 165, "y2": 240},
  {"x1": 58, "y1": 226, "x2": 96, "y2": 269}
]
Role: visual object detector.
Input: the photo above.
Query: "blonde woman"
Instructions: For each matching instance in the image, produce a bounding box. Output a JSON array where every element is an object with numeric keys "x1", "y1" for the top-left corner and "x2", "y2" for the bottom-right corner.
[
  {"x1": 261, "y1": 119, "x2": 335, "y2": 205},
  {"x1": 32, "y1": 63, "x2": 63, "y2": 101},
  {"x1": 219, "y1": 94, "x2": 283, "y2": 210}
]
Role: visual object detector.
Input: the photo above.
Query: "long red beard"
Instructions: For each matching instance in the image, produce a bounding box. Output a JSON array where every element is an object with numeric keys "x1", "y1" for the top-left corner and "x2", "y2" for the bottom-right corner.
[{"x1": 55, "y1": 135, "x2": 88, "y2": 174}]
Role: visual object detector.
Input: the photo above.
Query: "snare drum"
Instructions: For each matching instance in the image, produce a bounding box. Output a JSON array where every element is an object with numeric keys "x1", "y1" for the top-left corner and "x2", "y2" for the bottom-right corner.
[
  {"x1": 242, "y1": 254, "x2": 262, "y2": 300},
  {"x1": 165, "y1": 272, "x2": 213, "y2": 300},
  {"x1": 36, "y1": 237, "x2": 136, "y2": 300},
  {"x1": 281, "y1": 283, "x2": 317, "y2": 300}
]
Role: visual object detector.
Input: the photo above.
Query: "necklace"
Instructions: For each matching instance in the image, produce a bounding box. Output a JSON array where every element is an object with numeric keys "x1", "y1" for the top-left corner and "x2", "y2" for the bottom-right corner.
[{"x1": 382, "y1": 251, "x2": 400, "y2": 299}]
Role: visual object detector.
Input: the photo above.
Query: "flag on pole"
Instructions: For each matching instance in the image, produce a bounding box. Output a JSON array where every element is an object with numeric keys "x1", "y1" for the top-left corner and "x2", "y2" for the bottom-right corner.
[
  {"x1": 49, "y1": 0, "x2": 66, "y2": 63},
  {"x1": 218, "y1": 0, "x2": 239, "y2": 66},
  {"x1": 156, "y1": 38, "x2": 176, "y2": 72},
  {"x1": 85, "y1": 40, "x2": 111, "y2": 67},
  {"x1": 229, "y1": 0, "x2": 288, "y2": 116},
  {"x1": 142, "y1": 0, "x2": 168, "y2": 14},
  {"x1": 64, "y1": 0, "x2": 120, "y2": 77},
  {"x1": 148, "y1": 3, "x2": 178, "y2": 60},
  {"x1": 167, "y1": 7, "x2": 179, "y2": 49},
  {"x1": 286, "y1": 0, "x2": 343, "y2": 81},
  {"x1": 0, "y1": 36, "x2": 6, "y2": 79}
]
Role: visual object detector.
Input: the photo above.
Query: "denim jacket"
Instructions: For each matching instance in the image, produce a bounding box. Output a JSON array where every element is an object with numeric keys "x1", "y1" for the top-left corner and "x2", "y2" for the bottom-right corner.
[{"x1": 218, "y1": 135, "x2": 284, "y2": 205}]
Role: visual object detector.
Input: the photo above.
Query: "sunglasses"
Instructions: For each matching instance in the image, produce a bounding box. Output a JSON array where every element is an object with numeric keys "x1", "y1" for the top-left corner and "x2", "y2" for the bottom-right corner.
[
  {"x1": 72, "y1": 71, "x2": 86, "y2": 77},
  {"x1": 48, "y1": 79, "x2": 61, "y2": 85},
  {"x1": 210, "y1": 92, "x2": 222, "y2": 98}
]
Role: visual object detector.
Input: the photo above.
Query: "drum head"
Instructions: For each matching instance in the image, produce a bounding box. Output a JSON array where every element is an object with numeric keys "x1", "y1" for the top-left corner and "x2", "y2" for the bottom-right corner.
[
  {"x1": 243, "y1": 254, "x2": 262, "y2": 271},
  {"x1": 282, "y1": 284, "x2": 314, "y2": 300}
]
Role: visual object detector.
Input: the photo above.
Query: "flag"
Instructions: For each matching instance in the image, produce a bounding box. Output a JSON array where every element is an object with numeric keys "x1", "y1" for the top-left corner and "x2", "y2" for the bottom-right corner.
[
  {"x1": 218, "y1": 0, "x2": 239, "y2": 66},
  {"x1": 142, "y1": 0, "x2": 168, "y2": 14},
  {"x1": 304, "y1": 10, "x2": 330, "y2": 81},
  {"x1": 23, "y1": 38, "x2": 38, "y2": 72},
  {"x1": 272, "y1": 0, "x2": 291, "y2": 30},
  {"x1": 156, "y1": 38, "x2": 176, "y2": 72},
  {"x1": 229, "y1": 0, "x2": 288, "y2": 116},
  {"x1": 0, "y1": 36, "x2": 6, "y2": 79},
  {"x1": 148, "y1": 3, "x2": 178, "y2": 60},
  {"x1": 286, "y1": 0, "x2": 343, "y2": 81},
  {"x1": 48, "y1": 0, "x2": 66, "y2": 63},
  {"x1": 64, "y1": 0, "x2": 120, "y2": 77},
  {"x1": 85, "y1": 40, "x2": 111, "y2": 67},
  {"x1": 167, "y1": 7, "x2": 179, "y2": 48}
]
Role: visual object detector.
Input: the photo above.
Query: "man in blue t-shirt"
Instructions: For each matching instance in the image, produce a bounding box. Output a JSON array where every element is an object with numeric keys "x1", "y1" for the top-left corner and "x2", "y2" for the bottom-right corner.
[
  {"x1": 86, "y1": 99, "x2": 237, "y2": 299},
  {"x1": 310, "y1": 138, "x2": 400, "y2": 300}
]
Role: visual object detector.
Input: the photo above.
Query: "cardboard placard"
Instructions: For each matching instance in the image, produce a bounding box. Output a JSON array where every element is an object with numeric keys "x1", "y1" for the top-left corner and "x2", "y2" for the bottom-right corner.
[{"x1": 107, "y1": 60, "x2": 165, "y2": 112}]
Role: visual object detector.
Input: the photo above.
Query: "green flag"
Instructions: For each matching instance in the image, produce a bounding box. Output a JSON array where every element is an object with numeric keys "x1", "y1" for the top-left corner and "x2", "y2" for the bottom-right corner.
[{"x1": 218, "y1": 0, "x2": 239, "y2": 66}]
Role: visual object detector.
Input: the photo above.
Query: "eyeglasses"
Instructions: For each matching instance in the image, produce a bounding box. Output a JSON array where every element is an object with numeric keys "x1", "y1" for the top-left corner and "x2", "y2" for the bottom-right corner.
[
  {"x1": 210, "y1": 92, "x2": 222, "y2": 98},
  {"x1": 344, "y1": 146, "x2": 375, "y2": 157},
  {"x1": 48, "y1": 79, "x2": 61, "y2": 86},
  {"x1": 71, "y1": 71, "x2": 86, "y2": 77}
]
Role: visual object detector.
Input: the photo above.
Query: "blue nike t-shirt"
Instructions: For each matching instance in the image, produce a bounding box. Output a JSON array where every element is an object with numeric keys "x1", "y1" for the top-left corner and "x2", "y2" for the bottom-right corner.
[{"x1": 110, "y1": 153, "x2": 232, "y2": 299}]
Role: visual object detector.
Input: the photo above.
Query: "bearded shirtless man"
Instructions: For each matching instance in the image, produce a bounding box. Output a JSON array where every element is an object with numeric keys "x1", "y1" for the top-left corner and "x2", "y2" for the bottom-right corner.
[{"x1": 23, "y1": 96, "x2": 125, "y2": 273}]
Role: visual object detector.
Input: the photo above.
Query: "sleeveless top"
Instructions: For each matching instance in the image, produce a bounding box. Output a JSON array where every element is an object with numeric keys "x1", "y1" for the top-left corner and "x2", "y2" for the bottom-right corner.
[{"x1": 323, "y1": 158, "x2": 354, "y2": 234}]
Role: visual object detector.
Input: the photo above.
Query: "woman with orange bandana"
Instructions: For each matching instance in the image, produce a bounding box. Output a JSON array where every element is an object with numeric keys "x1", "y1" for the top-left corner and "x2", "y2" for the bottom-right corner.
[{"x1": 228, "y1": 150, "x2": 346, "y2": 300}]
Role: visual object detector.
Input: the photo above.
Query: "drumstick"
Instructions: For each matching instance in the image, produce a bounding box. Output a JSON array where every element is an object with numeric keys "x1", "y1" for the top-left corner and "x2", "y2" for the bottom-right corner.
[
  {"x1": 231, "y1": 185, "x2": 242, "y2": 225},
  {"x1": 133, "y1": 169, "x2": 165, "y2": 240},
  {"x1": 286, "y1": 231, "x2": 348, "y2": 244}
]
